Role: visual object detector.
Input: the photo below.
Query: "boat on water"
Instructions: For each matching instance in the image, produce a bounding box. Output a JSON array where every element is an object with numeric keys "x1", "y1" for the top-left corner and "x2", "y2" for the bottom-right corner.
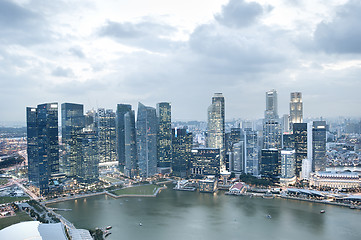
[
  {"x1": 263, "y1": 191, "x2": 274, "y2": 199},
  {"x1": 106, "y1": 226, "x2": 112, "y2": 230},
  {"x1": 139, "y1": 222, "x2": 142, "y2": 226},
  {"x1": 105, "y1": 232, "x2": 112, "y2": 238},
  {"x1": 320, "y1": 210, "x2": 325, "y2": 213},
  {"x1": 266, "y1": 214, "x2": 272, "y2": 219}
]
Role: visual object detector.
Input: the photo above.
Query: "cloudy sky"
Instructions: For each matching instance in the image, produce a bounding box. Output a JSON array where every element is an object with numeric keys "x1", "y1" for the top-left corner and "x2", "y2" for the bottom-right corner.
[{"x1": 1, "y1": 0, "x2": 361, "y2": 125}]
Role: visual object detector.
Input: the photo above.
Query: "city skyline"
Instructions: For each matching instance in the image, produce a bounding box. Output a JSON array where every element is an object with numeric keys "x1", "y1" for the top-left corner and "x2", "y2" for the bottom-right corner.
[{"x1": 1, "y1": 0, "x2": 361, "y2": 125}]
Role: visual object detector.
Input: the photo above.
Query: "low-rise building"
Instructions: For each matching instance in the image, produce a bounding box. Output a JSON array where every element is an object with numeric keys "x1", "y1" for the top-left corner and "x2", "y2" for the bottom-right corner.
[{"x1": 309, "y1": 171, "x2": 361, "y2": 189}]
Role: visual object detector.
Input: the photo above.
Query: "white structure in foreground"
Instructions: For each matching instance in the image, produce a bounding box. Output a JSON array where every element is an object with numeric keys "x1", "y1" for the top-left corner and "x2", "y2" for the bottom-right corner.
[{"x1": 0, "y1": 221, "x2": 92, "y2": 240}]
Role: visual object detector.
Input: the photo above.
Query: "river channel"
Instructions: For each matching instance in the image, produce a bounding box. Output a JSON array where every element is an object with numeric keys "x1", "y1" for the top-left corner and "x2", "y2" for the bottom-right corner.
[{"x1": 48, "y1": 186, "x2": 361, "y2": 240}]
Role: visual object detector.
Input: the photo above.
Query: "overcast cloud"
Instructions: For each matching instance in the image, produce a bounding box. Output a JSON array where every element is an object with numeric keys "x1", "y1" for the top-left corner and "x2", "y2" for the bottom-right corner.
[{"x1": 0, "y1": 0, "x2": 360, "y2": 126}]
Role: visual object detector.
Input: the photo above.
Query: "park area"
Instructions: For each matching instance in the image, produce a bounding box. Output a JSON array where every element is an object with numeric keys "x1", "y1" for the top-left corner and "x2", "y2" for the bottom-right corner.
[
  {"x1": 0, "y1": 196, "x2": 29, "y2": 204},
  {"x1": 0, "y1": 211, "x2": 32, "y2": 230}
]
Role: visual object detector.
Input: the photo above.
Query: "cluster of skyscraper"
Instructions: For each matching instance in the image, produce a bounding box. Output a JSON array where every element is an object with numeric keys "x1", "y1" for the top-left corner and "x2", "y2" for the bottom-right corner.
[
  {"x1": 26, "y1": 91, "x2": 327, "y2": 194},
  {"x1": 227, "y1": 90, "x2": 327, "y2": 184}
]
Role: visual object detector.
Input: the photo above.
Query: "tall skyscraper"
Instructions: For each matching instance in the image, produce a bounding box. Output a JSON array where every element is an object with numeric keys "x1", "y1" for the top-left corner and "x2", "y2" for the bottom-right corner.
[
  {"x1": 225, "y1": 128, "x2": 242, "y2": 171},
  {"x1": 124, "y1": 110, "x2": 138, "y2": 178},
  {"x1": 61, "y1": 103, "x2": 84, "y2": 178},
  {"x1": 260, "y1": 149, "x2": 281, "y2": 181},
  {"x1": 280, "y1": 149, "x2": 295, "y2": 179},
  {"x1": 263, "y1": 89, "x2": 281, "y2": 149},
  {"x1": 172, "y1": 128, "x2": 192, "y2": 178},
  {"x1": 244, "y1": 130, "x2": 259, "y2": 175},
  {"x1": 79, "y1": 127, "x2": 99, "y2": 183},
  {"x1": 263, "y1": 119, "x2": 282, "y2": 149},
  {"x1": 116, "y1": 104, "x2": 132, "y2": 166},
  {"x1": 137, "y1": 103, "x2": 157, "y2": 178},
  {"x1": 27, "y1": 103, "x2": 59, "y2": 195},
  {"x1": 265, "y1": 89, "x2": 279, "y2": 120},
  {"x1": 312, "y1": 121, "x2": 327, "y2": 172},
  {"x1": 231, "y1": 140, "x2": 244, "y2": 172},
  {"x1": 156, "y1": 102, "x2": 172, "y2": 174},
  {"x1": 290, "y1": 92, "x2": 303, "y2": 130},
  {"x1": 293, "y1": 123, "x2": 308, "y2": 177},
  {"x1": 26, "y1": 107, "x2": 39, "y2": 185},
  {"x1": 282, "y1": 114, "x2": 290, "y2": 133},
  {"x1": 207, "y1": 93, "x2": 225, "y2": 170},
  {"x1": 96, "y1": 108, "x2": 117, "y2": 163}
]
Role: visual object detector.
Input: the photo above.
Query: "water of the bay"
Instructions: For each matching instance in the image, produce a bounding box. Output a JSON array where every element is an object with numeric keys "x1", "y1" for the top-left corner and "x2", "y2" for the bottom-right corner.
[{"x1": 49, "y1": 186, "x2": 361, "y2": 240}]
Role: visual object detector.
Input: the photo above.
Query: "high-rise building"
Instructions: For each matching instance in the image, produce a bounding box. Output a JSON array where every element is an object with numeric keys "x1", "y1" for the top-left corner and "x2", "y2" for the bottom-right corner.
[
  {"x1": 26, "y1": 107, "x2": 39, "y2": 185},
  {"x1": 293, "y1": 123, "x2": 308, "y2": 178},
  {"x1": 96, "y1": 108, "x2": 117, "y2": 163},
  {"x1": 207, "y1": 93, "x2": 225, "y2": 169},
  {"x1": 79, "y1": 127, "x2": 99, "y2": 183},
  {"x1": 263, "y1": 119, "x2": 282, "y2": 149},
  {"x1": 27, "y1": 103, "x2": 59, "y2": 195},
  {"x1": 260, "y1": 149, "x2": 280, "y2": 181},
  {"x1": 263, "y1": 89, "x2": 281, "y2": 149},
  {"x1": 280, "y1": 149, "x2": 295, "y2": 179},
  {"x1": 156, "y1": 102, "x2": 172, "y2": 174},
  {"x1": 282, "y1": 114, "x2": 290, "y2": 133},
  {"x1": 116, "y1": 104, "x2": 132, "y2": 166},
  {"x1": 244, "y1": 130, "x2": 259, "y2": 175},
  {"x1": 231, "y1": 141, "x2": 244, "y2": 172},
  {"x1": 312, "y1": 121, "x2": 327, "y2": 172},
  {"x1": 124, "y1": 110, "x2": 138, "y2": 178},
  {"x1": 265, "y1": 89, "x2": 279, "y2": 119},
  {"x1": 190, "y1": 148, "x2": 220, "y2": 178},
  {"x1": 282, "y1": 133, "x2": 294, "y2": 149},
  {"x1": 225, "y1": 128, "x2": 242, "y2": 171},
  {"x1": 290, "y1": 92, "x2": 303, "y2": 130},
  {"x1": 172, "y1": 128, "x2": 192, "y2": 178},
  {"x1": 137, "y1": 103, "x2": 157, "y2": 178},
  {"x1": 61, "y1": 103, "x2": 84, "y2": 178}
]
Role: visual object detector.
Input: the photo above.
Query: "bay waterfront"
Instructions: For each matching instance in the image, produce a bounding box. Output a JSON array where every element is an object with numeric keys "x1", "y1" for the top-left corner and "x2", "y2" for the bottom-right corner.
[{"x1": 48, "y1": 186, "x2": 361, "y2": 240}]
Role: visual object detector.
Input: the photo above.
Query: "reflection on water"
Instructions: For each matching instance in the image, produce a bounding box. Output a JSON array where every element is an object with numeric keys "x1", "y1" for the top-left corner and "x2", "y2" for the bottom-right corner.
[{"x1": 49, "y1": 186, "x2": 361, "y2": 240}]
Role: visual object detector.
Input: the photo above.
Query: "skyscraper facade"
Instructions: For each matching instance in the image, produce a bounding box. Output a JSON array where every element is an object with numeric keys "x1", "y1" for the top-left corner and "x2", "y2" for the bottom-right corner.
[
  {"x1": 191, "y1": 148, "x2": 220, "y2": 178},
  {"x1": 207, "y1": 93, "x2": 225, "y2": 169},
  {"x1": 137, "y1": 103, "x2": 157, "y2": 178},
  {"x1": 260, "y1": 149, "x2": 281, "y2": 181},
  {"x1": 96, "y1": 108, "x2": 117, "y2": 163},
  {"x1": 116, "y1": 104, "x2": 132, "y2": 166},
  {"x1": 265, "y1": 89, "x2": 279, "y2": 119},
  {"x1": 61, "y1": 103, "x2": 84, "y2": 178},
  {"x1": 231, "y1": 141, "x2": 244, "y2": 172},
  {"x1": 263, "y1": 89, "x2": 281, "y2": 149},
  {"x1": 124, "y1": 110, "x2": 138, "y2": 178},
  {"x1": 244, "y1": 130, "x2": 259, "y2": 175},
  {"x1": 293, "y1": 123, "x2": 308, "y2": 177},
  {"x1": 26, "y1": 107, "x2": 39, "y2": 185},
  {"x1": 156, "y1": 102, "x2": 172, "y2": 174},
  {"x1": 79, "y1": 127, "x2": 99, "y2": 183},
  {"x1": 27, "y1": 103, "x2": 59, "y2": 195},
  {"x1": 290, "y1": 92, "x2": 303, "y2": 131},
  {"x1": 312, "y1": 121, "x2": 327, "y2": 172},
  {"x1": 280, "y1": 149, "x2": 295, "y2": 179},
  {"x1": 172, "y1": 128, "x2": 192, "y2": 178}
]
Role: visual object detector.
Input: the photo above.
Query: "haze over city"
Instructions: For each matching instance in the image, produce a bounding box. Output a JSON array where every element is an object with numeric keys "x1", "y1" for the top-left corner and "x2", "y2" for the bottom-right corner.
[{"x1": 1, "y1": 0, "x2": 361, "y2": 125}]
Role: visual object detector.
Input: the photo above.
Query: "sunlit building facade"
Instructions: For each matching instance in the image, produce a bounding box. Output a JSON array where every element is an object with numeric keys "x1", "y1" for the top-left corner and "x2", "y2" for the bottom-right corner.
[
  {"x1": 207, "y1": 93, "x2": 225, "y2": 169},
  {"x1": 290, "y1": 92, "x2": 303, "y2": 131}
]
